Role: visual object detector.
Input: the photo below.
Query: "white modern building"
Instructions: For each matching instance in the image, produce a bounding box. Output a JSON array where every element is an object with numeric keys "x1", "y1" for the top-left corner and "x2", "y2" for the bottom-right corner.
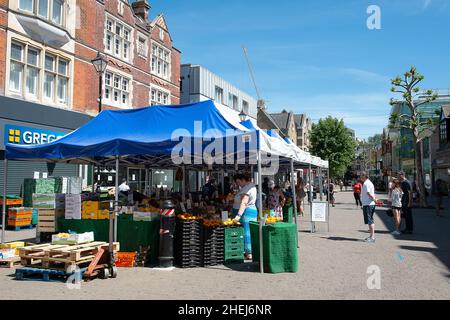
[{"x1": 180, "y1": 64, "x2": 258, "y2": 119}]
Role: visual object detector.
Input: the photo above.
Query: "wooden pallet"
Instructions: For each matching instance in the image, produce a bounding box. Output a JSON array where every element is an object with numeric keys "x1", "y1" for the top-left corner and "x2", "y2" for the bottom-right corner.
[
  {"x1": 46, "y1": 242, "x2": 119, "y2": 261},
  {"x1": 0, "y1": 256, "x2": 21, "y2": 268},
  {"x1": 15, "y1": 266, "x2": 86, "y2": 282}
]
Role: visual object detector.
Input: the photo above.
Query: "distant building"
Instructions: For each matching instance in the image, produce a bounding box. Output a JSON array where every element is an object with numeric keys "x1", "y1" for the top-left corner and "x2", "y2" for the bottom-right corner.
[
  {"x1": 430, "y1": 105, "x2": 450, "y2": 190},
  {"x1": 270, "y1": 110, "x2": 297, "y2": 144},
  {"x1": 294, "y1": 114, "x2": 311, "y2": 151},
  {"x1": 180, "y1": 64, "x2": 258, "y2": 119},
  {"x1": 347, "y1": 128, "x2": 356, "y2": 140},
  {"x1": 257, "y1": 107, "x2": 284, "y2": 136}
]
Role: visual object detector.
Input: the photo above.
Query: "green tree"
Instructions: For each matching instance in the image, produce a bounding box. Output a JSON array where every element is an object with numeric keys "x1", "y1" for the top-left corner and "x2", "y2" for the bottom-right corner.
[
  {"x1": 310, "y1": 117, "x2": 356, "y2": 177},
  {"x1": 389, "y1": 66, "x2": 439, "y2": 207}
]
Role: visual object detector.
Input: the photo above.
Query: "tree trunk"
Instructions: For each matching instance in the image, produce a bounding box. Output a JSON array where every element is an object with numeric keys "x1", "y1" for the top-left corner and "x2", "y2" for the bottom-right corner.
[{"x1": 413, "y1": 136, "x2": 428, "y2": 207}]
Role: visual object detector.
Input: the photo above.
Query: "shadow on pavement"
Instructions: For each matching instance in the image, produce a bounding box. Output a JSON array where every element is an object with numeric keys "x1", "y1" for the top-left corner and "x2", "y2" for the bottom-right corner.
[
  {"x1": 322, "y1": 236, "x2": 361, "y2": 242},
  {"x1": 375, "y1": 206, "x2": 450, "y2": 272},
  {"x1": 219, "y1": 262, "x2": 260, "y2": 273}
]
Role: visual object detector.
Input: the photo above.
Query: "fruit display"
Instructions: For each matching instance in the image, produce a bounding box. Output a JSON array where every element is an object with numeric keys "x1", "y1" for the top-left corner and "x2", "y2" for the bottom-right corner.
[
  {"x1": 223, "y1": 219, "x2": 241, "y2": 227},
  {"x1": 177, "y1": 213, "x2": 202, "y2": 221},
  {"x1": 265, "y1": 216, "x2": 281, "y2": 225},
  {"x1": 202, "y1": 219, "x2": 223, "y2": 229}
]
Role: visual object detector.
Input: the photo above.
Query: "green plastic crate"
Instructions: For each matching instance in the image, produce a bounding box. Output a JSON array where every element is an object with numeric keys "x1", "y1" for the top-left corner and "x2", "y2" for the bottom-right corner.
[{"x1": 224, "y1": 227, "x2": 244, "y2": 239}]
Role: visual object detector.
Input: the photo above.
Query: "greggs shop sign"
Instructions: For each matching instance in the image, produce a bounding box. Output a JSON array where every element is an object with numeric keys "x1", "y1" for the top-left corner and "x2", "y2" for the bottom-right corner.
[{"x1": 4, "y1": 125, "x2": 66, "y2": 145}]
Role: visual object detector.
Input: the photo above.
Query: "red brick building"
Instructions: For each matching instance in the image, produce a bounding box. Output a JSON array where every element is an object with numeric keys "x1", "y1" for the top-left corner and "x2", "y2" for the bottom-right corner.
[{"x1": 0, "y1": 0, "x2": 180, "y2": 115}]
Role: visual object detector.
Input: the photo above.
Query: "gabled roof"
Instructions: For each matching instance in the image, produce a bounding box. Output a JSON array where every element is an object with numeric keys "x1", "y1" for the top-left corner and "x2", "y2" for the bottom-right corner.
[
  {"x1": 150, "y1": 14, "x2": 173, "y2": 42},
  {"x1": 257, "y1": 108, "x2": 284, "y2": 135},
  {"x1": 270, "y1": 110, "x2": 294, "y2": 131},
  {"x1": 442, "y1": 105, "x2": 450, "y2": 119},
  {"x1": 294, "y1": 114, "x2": 306, "y2": 128}
]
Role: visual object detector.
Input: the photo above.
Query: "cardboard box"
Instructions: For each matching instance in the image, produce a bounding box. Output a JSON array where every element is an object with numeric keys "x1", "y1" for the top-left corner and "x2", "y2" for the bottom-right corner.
[
  {"x1": 133, "y1": 211, "x2": 159, "y2": 222},
  {"x1": 0, "y1": 248, "x2": 16, "y2": 260},
  {"x1": 32, "y1": 193, "x2": 65, "y2": 209},
  {"x1": 97, "y1": 209, "x2": 113, "y2": 220},
  {"x1": 82, "y1": 210, "x2": 98, "y2": 220},
  {"x1": 0, "y1": 242, "x2": 25, "y2": 255},
  {"x1": 51, "y1": 232, "x2": 94, "y2": 245}
]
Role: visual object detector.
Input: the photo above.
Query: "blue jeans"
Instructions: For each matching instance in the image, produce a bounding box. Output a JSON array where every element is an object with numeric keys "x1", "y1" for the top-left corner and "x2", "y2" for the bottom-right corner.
[{"x1": 233, "y1": 207, "x2": 258, "y2": 254}]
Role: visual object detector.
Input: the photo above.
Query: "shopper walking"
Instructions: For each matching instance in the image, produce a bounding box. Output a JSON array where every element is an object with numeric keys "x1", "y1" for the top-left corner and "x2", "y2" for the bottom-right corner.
[
  {"x1": 398, "y1": 171, "x2": 413, "y2": 234},
  {"x1": 360, "y1": 172, "x2": 378, "y2": 243},
  {"x1": 232, "y1": 173, "x2": 258, "y2": 260},
  {"x1": 329, "y1": 181, "x2": 336, "y2": 207},
  {"x1": 390, "y1": 179, "x2": 403, "y2": 235},
  {"x1": 436, "y1": 179, "x2": 448, "y2": 217},
  {"x1": 295, "y1": 178, "x2": 306, "y2": 217},
  {"x1": 353, "y1": 180, "x2": 362, "y2": 208}
]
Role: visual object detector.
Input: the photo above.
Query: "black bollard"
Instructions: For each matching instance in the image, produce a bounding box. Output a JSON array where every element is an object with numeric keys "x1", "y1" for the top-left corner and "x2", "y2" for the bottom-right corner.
[{"x1": 159, "y1": 200, "x2": 176, "y2": 268}]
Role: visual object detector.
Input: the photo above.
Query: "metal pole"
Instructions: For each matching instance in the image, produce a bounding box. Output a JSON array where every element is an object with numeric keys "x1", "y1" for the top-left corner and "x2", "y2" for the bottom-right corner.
[
  {"x1": 92, "y1": 165, "x2": 95, "y2": 192},
  {"x1": 318, "y1": 167, "x2": 323, "y2": 201},
  {"x1": 327, "y1": 168, "x2": 330, "y2": 233},
  {"x1": 98, "y1": 72, "x2": 103, "y2": 113},
  {"x1": 1, "y1": 159, "x2": 8, "y2": 243},
  {"x1": 290, "y1": 159, "x2": 299, "y2": 248},
  {"x1": 114, "y1": 156, "x2": 119, "y2": 242},
  {"x1": 257, "y1": 150, "x2": 264, "y2": 274},
  {"x1": 309, "y1": 163, "x2": 314, "y2": 233},
  {"x1": 221, "y1": 169, "x2": 225, "y2": 195},
  {"x1": 182, "y1": 165, "x2": 186, "y2": 202}
]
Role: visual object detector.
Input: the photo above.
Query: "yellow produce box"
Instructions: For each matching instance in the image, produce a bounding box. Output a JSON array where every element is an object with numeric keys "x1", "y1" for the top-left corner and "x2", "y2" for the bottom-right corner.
[
  {"x1": 0, "y1": 241, "x2": 25, "y2": 255},
  {"x1": 82, "y1": 210, "x2": 98, "y2": 220},
  {"x1": 97, "y1": 209, "x2": 114, "y2": 220}
]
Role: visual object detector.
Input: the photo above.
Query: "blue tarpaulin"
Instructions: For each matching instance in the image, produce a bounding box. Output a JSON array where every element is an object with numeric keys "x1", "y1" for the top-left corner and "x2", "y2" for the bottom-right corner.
[{"x1": 5, "y1": 100, "x2": 254, "y2": 164}]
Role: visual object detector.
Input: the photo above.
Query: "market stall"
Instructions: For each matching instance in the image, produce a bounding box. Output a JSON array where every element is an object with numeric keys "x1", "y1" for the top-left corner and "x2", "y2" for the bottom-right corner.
[{"x1": 3, "y1": 99, "x2": 330, "y2": 274}]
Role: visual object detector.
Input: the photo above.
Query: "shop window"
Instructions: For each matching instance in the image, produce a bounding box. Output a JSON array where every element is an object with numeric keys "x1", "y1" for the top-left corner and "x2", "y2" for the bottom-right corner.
[{"x1": 215, "y1": 86, "x2": 224, "y2": 104}]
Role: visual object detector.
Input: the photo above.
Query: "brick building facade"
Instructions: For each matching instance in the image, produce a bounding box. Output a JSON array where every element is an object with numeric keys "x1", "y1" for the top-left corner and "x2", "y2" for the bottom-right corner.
[{"x1": 0, "y1": 0, "x2": 180, "y2": 115}]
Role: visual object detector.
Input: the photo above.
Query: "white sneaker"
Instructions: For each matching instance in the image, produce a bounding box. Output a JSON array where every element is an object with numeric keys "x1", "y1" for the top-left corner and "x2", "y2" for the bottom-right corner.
[
  {"x1": 391, "y1": 230, "x2": 401, "y2": 236},
  {"x1": 364, "y1": 237, "x2": 376, "y2": 243}
]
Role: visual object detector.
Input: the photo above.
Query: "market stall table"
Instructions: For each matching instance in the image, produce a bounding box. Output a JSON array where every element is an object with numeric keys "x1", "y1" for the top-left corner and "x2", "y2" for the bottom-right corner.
[
  {"x1": 57, "y1": 217, "x2": 160, "y2": 265},
  {"x1": 249, "y1": 221, "x2": 298, "y2": 274}
]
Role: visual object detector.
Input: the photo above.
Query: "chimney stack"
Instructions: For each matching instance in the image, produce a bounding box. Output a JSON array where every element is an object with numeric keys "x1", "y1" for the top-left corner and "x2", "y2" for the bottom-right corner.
[{"x1": 132, "y1": 0, "x2": 150, "y2": 21}]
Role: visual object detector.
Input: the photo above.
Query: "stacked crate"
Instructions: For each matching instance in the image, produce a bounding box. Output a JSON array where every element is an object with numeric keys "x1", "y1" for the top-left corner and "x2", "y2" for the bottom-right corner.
[
  {"x1": 23, "y1": 178, "x2": 63, "y2": 207},
  {"x1": 81, "y1": 201, "x2": 110, "y2": 220},
  {"x1": 65, "y1": 194, "x2": 82, "y2": 220},
  {"x1": 34, "y1": 194, "x2": 65, "y2": 234},
  {"x1": 202, "y1": 226, "x2": 225, "y2": 267},
  {"x1": 224, "y1": 227, "x2": 245, "y2": 264},
  {"x1": 7, "y1": 208, "x2": 33, "y2": 230},
  {"x1": 174, "y1": 218, "x2": 203, "y2": 268}
]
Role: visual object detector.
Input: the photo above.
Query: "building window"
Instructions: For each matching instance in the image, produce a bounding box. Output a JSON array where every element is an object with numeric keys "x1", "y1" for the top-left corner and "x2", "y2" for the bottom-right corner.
[
  {"x1": 440, "y1": 121, "x2": 448, "y2": 146},
  {"x1": 151, "y1": 43, "x2": 170, "y2": 80},
  {"x1": 137, "y1": 36, "x2": 148, "y2": 57},
  {"x1": 215, "y1": 86, "x2": 224, "y2": 104},
  {"x1": 19, "y1": 0, "x2": 65, "y2": 27},
  {"x1": 227, "y1": 93, "x2": 238, "y2": 110},
  {"x1": 103, "y1": 71, "x2": 130, "y2": 108},
  {"x1": 9, "y1": 41, "x2": 70, "y2": 106},
  {"x1": 151, "y1": 88, "x2": 169, "y2": 106},
  {"x1": 242, "y1": 100, "x2": 249, "y2": 114},
  {"x1": 159, "y1": 28, "x2": 164, "y2": 41},
  {"x1": 105, "y1": 16, "x2": 131, "y2": 62}
]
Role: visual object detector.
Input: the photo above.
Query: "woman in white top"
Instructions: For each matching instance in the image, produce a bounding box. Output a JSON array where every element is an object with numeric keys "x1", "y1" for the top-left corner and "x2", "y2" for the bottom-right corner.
[
  {"x1": 232, "y1": 173, "x2": 258, "y2": 260},
  {"x1": 391, "y1": 179, "x2": 404, "y2": 235}
]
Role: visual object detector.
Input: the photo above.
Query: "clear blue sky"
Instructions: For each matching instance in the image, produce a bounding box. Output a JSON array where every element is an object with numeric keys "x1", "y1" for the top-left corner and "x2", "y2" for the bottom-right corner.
[{"x1": 147, "y1": 0, "x2": 450, "y2": 139}]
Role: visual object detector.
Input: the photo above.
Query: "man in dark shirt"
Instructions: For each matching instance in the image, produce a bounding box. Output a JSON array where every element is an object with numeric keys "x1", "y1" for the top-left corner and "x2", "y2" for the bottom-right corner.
[{"x1": 398, "y1": 171, "x2": 414, "y2": 234}]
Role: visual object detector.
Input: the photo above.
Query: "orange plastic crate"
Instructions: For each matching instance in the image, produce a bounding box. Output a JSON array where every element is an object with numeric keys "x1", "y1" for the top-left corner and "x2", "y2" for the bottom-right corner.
[
  {"x1": 7, "y1": 219, "x2": 32, "y2": 227},
  {"x1": 0, "y1": 199, "x2": 23, "y2": 206},
  {"x1": 115, "y1": 252, "x2": 137, "y2": 268}
]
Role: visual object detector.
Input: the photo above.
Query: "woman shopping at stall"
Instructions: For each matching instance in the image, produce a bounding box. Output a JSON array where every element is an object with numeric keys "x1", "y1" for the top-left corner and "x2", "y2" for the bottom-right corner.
[{"x1": 232, "y1": 173, "x2": 258, "y2": 260}]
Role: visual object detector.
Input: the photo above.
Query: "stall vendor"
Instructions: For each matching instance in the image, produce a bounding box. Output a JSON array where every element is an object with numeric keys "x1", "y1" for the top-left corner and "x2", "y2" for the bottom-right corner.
[{"x1": 232, "y1": 173, "x2": 258, "y2": 260}]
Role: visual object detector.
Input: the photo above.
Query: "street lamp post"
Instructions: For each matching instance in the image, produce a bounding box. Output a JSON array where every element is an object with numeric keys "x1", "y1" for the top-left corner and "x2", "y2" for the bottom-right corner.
[
  {"x1": 239, "y1": 109, "x2": 247, "y2": 122},
  {"x1": 91, "y1": 52, "x2": 108, "y2": 113}
]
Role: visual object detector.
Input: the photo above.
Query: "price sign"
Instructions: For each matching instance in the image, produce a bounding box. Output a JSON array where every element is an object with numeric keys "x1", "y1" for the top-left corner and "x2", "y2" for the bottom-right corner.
[{"x1": 311, "y1": 201, "x2": 328, "y2": 222}]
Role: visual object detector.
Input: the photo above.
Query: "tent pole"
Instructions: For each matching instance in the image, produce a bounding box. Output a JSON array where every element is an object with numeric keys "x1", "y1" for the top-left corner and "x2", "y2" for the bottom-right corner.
[
  {"x1": 92, "y1": 165, "x2": 95, "y2": 192},
  {"x1": 327, "y1": 168, "x2": 330, "y2": 233},
  {"x1": 220, "y1": 168, "x2": 224, "y2": 196},
  {"x1": 290, "y1": 159, "x2": 299, "y2": 248},
  {"x1": 182, "y1": 165, "x2": 186, "y2": 202},
  {"x1": 114, "y1": 156, "x2": 119, "y2": 242},
  {"x1": 309, "y1": 163, "x2": 314, "y2": 233},
  {"x1": 257, "y1": 150, "x2": 264, "y2": 274},
  {"x1": 1, "y1": 159, "x2": 8, "y2": 243},
  {"x1": 318, "y1": 167, "x2": 323, "y2": 201}
]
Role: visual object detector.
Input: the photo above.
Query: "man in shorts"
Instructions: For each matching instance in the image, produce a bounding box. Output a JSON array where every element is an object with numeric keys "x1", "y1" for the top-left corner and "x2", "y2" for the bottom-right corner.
[{"x1": 360, "y1": 172, "x2": 379, "y2": 243}]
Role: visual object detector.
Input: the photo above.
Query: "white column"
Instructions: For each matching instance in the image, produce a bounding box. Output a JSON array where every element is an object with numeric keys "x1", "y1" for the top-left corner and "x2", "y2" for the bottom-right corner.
[{"x1": 1, "y1": 159, "x2": 8, "y2": 243}]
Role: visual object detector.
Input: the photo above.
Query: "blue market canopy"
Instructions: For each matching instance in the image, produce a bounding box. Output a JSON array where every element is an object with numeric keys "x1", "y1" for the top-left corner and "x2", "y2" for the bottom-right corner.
[{"x1": 5, "y1": 100, "x2": 257, "y2": 167}]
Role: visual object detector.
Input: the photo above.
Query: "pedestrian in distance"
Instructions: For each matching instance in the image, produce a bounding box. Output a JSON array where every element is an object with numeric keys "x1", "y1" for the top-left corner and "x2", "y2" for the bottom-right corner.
[
  {"x1": 390, "y1": 179, "x2": 403, "y2": 236},
  {"x1": 398, "y1": 171, "x2": 414, "y2": 234},
  {"x1": 360, "y1": 172, "x2": 379, "y2": 243},
  {"x1": 436, "y1": 179, "x2": 448, "y2": 217},
  {"x1": 329, "y1": 181, "x2": 336, "y2": 207},
  {"x1": 295, "y1": 178, "x2": 306, "y2": 217},
  {"x1": 353, "y1": 180, "x2": 363, "y2": 208}
]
